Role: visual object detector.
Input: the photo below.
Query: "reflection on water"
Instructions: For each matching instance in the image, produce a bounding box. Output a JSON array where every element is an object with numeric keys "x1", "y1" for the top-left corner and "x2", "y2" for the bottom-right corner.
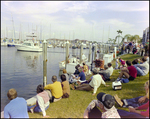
[{"x1": 16, "y1": 51, "x2": 42, "y2": 70}]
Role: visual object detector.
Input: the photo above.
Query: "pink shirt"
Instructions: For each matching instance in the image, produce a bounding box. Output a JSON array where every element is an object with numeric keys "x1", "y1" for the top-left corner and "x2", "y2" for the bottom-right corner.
[{"x1": 138, "y1": 101, "x2": 149, "y2": 117}]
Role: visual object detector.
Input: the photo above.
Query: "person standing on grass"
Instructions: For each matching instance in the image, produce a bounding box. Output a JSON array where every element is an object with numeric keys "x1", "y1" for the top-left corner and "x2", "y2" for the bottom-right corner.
[
  {"x1": 70, "y1": 68, "x2": 109, "y2": 96},
  {"x1": 116, "y1": 60, "x2": 137, "y2": 81},
  {"x1": 44, "y1": 75, "x2": 63, "y2": 103},
  {"x1": 134, "y1": 57, "x2": 149, "y2": 76},
  {"x1": 27, "y1": 84, "x2": 50, "y2": 118},
  {"x1": 83, "y1": 92, "x2": 120, "y2": 118},
  {"x1": 60, "y1": 74, "x2": 70, "y2": 98},
  {"x1": 4, "y1": 88, "x2": 29, "y2": 118}
]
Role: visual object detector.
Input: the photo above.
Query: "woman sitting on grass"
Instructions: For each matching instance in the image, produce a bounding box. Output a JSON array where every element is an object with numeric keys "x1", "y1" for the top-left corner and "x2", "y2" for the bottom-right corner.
[
  {"x1": 115, "y1": 80, "x2": 149, "y2": 118},
  {"x1": 27, "y1": 84, "x2": 50, "y2": 118},
  {"x1": 83, "y1": 92, "x2": 120, "y2": 118},
  {"x1": 60, "y1": 74, "x2": 70, "y2": 98}
]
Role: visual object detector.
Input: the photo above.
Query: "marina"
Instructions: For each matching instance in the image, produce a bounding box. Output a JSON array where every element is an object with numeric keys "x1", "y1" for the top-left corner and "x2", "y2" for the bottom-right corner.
[{"x1": 1, "y1": 46, "x2": 92, "y2": 112}]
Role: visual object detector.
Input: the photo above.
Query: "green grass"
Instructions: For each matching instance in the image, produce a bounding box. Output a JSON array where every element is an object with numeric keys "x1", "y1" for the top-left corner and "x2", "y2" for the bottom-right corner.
[{"x1": 28, "y1": 54, "x2": 149, "y2": 118}]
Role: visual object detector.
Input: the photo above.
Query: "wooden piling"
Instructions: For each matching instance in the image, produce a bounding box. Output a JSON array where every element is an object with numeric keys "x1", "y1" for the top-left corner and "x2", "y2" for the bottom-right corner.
[
  {"x1": 88, "y1": 43, "x2": 92, "y2": 62},
  {"x1": 43, "y1": 40, "x2": 47, "y2": 87},
  {"x1": 80, "y1": 43, "x2": 83, "y2": 64},
  {"x1": 65, "y1": 41, "x2": 69, "y2": 69}
]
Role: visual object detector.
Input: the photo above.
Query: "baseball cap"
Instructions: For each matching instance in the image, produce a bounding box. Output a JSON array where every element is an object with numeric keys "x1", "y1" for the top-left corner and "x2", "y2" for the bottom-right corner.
[{"x1": 97, "y1": 92, "x2": 115, "y2": 109}]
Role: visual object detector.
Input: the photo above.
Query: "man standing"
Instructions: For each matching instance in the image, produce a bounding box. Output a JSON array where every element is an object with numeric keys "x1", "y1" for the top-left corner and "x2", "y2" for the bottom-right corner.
[
  {"x1": 44, "y1": 75, "x2": 63, "y2": 102},
  {"x1": 4, "y1": 88, "x2": 29, "y2": 118}
]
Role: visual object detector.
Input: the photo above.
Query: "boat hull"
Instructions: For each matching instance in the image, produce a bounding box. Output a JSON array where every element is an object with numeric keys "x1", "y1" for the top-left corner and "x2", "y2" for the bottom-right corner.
[{"x1": 16, "y1": 45, "x2": 43, "y2": 52}]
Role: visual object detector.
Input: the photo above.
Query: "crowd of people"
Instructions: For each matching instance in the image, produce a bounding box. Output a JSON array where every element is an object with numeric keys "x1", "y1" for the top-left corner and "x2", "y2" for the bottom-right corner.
[
  {"x1": 3, "y1": 50, "x2": 149, "y2": 118},
  {"x1": 120, "y1": 40, "x2": 149, "y2": 56}
]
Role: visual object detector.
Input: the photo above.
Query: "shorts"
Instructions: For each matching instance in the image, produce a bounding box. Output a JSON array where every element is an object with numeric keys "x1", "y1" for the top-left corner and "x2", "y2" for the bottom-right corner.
[{"x1": 129, "y1": 76, "x2": 135, "y2": 81}]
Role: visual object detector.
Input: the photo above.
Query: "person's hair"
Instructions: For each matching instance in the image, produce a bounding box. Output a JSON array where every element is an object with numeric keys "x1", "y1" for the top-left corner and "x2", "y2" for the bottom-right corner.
[
  {"x1": 108, "y1": 63, "x2": 112, "y2": 67},
  {"x1": 104, "y1": 65, "x2": 108, "y2": 69},
  {"x1": 83, "y1": 63, "x2": 85, "y2": 65},
  {"x1": 77, "y1": 64, "x2": 80, "y2": 67},
  {"x1": 132, "y1": 59, "x2": 138, "y2": 65},
  {"x1": 126, "y1": 60, "x2": 131, "y2": 66},
  {"x1": 61, "y1": 74, "x2": 66, "y2": 82},
  {"x1": 119, "y1": 58, "x2": 121, "y2": 60},
  {"x1": 78, "y1": 67, "x2": 83, "y2": 72},
  {"x1": 63, "y1": 69, "x2": 67, "y2": 73},
  {"x1": 145, "y1": 80, "x2": 149, "y2": 99},
  {"x1": 142, "y1": 57, "x2": 147, "y2": 62},
  {"x1": 36, "y1": 84, "x2": 44, "y2": 93},
  {"x1": 52, "y1": 75, "x2": 57, "y2": 82},
  {"x1": 7, "y1": 88, "x2": 17, "y2": 100},
  {"x1": 92, "y1": 68, "x2": 98, "y2": 75}
]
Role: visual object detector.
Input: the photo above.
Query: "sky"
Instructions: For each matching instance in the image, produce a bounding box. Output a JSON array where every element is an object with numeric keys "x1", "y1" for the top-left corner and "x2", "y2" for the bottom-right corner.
[{"x1": 1, "y1": 1, "x2": 149, "y2": 42}]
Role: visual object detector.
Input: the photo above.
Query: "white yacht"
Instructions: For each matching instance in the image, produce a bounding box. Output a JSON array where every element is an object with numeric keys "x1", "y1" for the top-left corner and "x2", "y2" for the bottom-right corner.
[{"x1": 15, "y1": 33, "x2": 42, "y2": 52}]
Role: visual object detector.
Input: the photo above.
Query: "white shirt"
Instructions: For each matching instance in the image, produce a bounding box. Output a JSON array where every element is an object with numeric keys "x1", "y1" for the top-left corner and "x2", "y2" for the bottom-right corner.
[
  {"x1": 108, "y1": 66, "x2": 114, "y2": 76},
  {"x1": 36, "y1": 95, "x2": 50, "y2": 116},
  {"x1": 89, "y1": 74, "x2": 106, "y2": 94}
]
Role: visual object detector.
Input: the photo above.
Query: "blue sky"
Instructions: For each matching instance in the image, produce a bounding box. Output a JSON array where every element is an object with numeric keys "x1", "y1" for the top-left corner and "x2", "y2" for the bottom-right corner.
[{"x1": 1, "y1": 1, "x2": 149, "y2": 42}]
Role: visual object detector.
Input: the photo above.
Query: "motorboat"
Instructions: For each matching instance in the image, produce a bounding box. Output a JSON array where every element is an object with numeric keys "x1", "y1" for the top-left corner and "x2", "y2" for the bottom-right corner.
[
  {"x1": 15, "y1": 33, "x2": 42, "y2": 52},
  {"x1": 47, "y1": 44, "x2": 53, "y2": 48},
  {"x1": 15, "y1": 40, "x2": 42, "y2": 52}
]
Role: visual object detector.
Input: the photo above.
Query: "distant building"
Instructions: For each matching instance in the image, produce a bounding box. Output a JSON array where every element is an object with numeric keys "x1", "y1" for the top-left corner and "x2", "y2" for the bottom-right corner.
[{"x1": 142, "y1": 27, "x2": 149, "y2": 45}]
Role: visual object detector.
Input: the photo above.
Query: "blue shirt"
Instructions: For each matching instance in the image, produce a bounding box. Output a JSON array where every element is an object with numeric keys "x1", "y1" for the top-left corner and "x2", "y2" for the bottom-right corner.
[
  {"x1": 4, "y1": 97, "x2": 29, "y2": 118},
  {"x1": 79, "y1": 71, "x2": 86, "y2": 81}
]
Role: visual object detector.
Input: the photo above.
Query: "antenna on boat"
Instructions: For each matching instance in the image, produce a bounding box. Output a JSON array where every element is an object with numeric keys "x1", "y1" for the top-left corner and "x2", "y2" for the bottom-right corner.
[{"x1": 11, "y1": 12, "x2": 16, "y2": 41}]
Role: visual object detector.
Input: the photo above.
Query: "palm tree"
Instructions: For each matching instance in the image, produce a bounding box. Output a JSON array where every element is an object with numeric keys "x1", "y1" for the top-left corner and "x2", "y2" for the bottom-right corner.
[
  {"x1": 124, "y1": 34, "x2": 132, "y2": 42},
  {"x1": 116, "y1": 30, "x2": 123, "y2": 46},
  {"x1": 133, "y1": 35, "x2": 140, "y2": 43},
  {"x1": 117, "y1": 30, "x2": 123, "y2": 34}
]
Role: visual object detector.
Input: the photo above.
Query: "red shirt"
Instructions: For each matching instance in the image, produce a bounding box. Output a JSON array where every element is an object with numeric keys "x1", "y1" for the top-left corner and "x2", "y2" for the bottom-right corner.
[{"x1": 127, "y1": 65, "x2": 137, "y2": 78}]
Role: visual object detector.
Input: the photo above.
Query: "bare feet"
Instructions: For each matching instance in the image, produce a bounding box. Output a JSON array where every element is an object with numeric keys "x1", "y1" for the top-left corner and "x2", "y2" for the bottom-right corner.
[
  {"x1": 70, "y1": 84, "x2": 75, "y2": 90},
  {"x1": 77, "y1": 81, "x2": 81, "y2": 85}
]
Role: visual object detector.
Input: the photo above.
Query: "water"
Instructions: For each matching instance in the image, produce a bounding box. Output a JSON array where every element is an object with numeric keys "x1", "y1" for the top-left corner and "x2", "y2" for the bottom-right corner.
[{"x1": 1, "y1": 46, "x2": 90, "y2": 111}]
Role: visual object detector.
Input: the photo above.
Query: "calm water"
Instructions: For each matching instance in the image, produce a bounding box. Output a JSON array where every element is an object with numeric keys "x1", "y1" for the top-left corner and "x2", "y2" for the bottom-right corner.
[{"x1": 1, "y1": 46, "x2": 90, "y2": 111}]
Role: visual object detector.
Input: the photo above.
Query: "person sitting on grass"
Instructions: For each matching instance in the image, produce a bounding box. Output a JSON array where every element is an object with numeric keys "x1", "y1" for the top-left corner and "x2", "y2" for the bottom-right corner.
[
  {"x1": 116, "y1": 60, "x2": 137, "y2": 82},
  {"x1": 69, "y1": 67, "x2": 86, "y2": 84},
  {"x1": 28, "y1": 84, "x2": 50, "y2": 118},
  {"x1": 70, "y1": 68, "x2": 109, "y2": 95},
  {"x1": 60, "y1": 74, "x2": 70, "y2": 98},
  {"x1": 114, "y1": 80, "x2": 149, "y2": 108},
  {"x1": 44, "y1": 75, "x2": 63, "y2": 103},
  {"x1": 144, "y1": 53, "x2": 149, "y2": 64},
  {"x1": 119, "y1": 58, "x2": 126, "y2": 69},
  {"x1": 115, "y1": 57, "x2": 119, "y2": 69},
  {"x1": 62, "y1": 69, "x2": 69, "y2": 82},
  {"x1": 117, "y1": 81, "x2": 149, "y2": 118},
  {"x1": 83, "y1": 92, "x2": 120, "y2": 118},
  {"x1": 4, "y1": 88, "x2": 29, "y2": 118},
  {"x1": 134, "y1": 57, "x2": 149, "y2": 76},
  {"x1": 83, "y1": 62, "x2": 89, "y2": 76},
  {"x1": 99, "y1": 65, "x2": 111, "y2": 81},
  {"x1": 107, "y1": 63, "x2": 114, "y2": 76}
]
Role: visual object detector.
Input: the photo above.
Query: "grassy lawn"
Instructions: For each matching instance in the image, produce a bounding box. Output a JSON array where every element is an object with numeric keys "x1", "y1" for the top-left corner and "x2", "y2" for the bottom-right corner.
[{"x1": 28, "y1": 54, "x2": 149, "y2": 118}]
